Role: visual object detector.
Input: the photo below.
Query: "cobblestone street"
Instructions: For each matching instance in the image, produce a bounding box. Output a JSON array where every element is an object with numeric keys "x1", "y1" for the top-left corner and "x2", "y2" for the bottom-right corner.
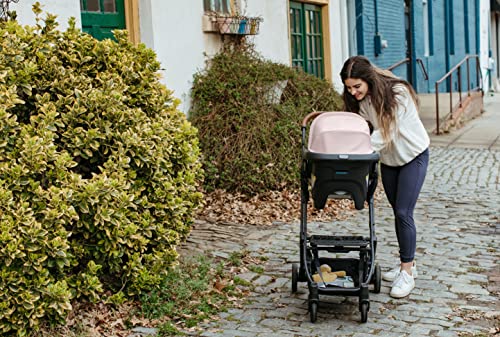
[{"x1": 181, "y1": 146, "x2": 499, "y2": 336}]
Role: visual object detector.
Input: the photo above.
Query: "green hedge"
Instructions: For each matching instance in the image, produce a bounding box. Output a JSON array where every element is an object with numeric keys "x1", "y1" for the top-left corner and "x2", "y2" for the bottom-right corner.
[
  {"x1": 189, "y1": 45, "x2": 343, "y2": 194},
  {"x1": 0, "y1": 7, "x2": 203, "y2": 335}
]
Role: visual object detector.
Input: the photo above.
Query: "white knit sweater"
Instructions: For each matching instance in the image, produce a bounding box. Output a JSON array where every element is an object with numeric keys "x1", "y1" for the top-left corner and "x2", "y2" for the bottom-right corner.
[{"x1": 358, "y1": 84, "x2": 430, "y2": 166}]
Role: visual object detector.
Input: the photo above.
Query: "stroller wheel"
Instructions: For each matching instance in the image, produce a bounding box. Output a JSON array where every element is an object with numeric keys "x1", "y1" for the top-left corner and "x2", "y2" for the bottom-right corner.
[
  {"x1": 372, "y1": 263, "x2": 381, "y2": 293},
  {"x1": 309, "y1": 301, "x2": 318, "y2": 323},
  {"x1": 360, "y1": 302, "x2": 369, "y2": 323},
  {"x1": 291, "y1": 263, "x2": 299, "y2": 293}
]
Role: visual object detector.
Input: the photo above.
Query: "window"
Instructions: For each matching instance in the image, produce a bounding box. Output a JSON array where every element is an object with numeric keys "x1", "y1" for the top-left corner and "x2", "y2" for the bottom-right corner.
[
  {"x1": 290, "y1": 1, "x2": 324, "y2": 78},
  {"x1": 204, "y1": 0, "x2": 231, "y2": 13},
  {"x1": 80, "y1": 0, "x2": 117, "y2": 13}
]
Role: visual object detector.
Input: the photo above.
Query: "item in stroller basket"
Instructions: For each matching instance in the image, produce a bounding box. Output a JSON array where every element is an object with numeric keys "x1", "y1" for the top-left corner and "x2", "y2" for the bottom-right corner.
[
  {"x1": 312, "y1": 265, "x2": 348, "y2": 283},
  {"x1": 312, "y1": 272, "x2": 337, "y2": 283},
  {"x1": 319, "y1": 264, "x2": 331, "y2": 273},
  {"x1": 312, "y1": 271, "x2": 350, "y2": 282},
  {"x1": 318, "y1": 276, "x2": 355, "y2": 288}
]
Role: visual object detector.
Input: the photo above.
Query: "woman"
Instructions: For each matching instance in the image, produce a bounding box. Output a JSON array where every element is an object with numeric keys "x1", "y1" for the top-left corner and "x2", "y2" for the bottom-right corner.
[{"x1": 340, "y1": 56, "x2": 430, "y2": 298}]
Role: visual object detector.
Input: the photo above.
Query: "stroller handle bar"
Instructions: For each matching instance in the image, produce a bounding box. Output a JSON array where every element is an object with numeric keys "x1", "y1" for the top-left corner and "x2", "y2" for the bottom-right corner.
[
  {"x1": 301, "y1": 111, "x2": 325, "y2": 148},
  {"x1": 301, "y1": 111, "x2": 323, "y2": 127}
]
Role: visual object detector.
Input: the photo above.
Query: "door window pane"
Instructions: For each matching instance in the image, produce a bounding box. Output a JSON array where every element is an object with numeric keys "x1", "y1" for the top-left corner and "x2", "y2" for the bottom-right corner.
[
  {"x1": 86, "y1": 0, "x2": 100, "y2": 12},
  {"x1": 104, "y1": 0, "x2": 116, "y2": 12}
]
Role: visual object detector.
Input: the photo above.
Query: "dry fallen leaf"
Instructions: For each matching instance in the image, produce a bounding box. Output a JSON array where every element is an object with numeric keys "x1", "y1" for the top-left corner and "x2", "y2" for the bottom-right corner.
[
  {"x1": 196, "y1": 188, "x2": 384, "y2": 225},
  {"x1": 214, "y1": 279, "x2": 227, "y2": 292}
]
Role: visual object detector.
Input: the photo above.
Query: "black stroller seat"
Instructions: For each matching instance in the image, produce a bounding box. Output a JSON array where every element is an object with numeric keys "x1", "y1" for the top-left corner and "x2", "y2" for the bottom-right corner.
[{"x1": 309, "y1": 154, "x2": 376, "y2": 210}]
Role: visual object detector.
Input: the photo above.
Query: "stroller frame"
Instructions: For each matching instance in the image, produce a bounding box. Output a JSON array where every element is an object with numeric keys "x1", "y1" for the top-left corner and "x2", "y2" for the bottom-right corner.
[{"x1": 291, "y1": 111, "x2": 381, "y2": 323}]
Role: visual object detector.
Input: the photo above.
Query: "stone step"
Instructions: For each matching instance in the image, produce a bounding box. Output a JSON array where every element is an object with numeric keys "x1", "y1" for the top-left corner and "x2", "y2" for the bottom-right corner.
[{"x1": 418, "y1": 91, "x2": 484, "y2": 133}]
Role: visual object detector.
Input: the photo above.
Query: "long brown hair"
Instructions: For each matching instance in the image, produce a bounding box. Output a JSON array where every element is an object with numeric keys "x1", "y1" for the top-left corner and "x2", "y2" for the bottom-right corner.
[{"x1": 339, "y1": 56, "x2": 419, "y2": 143}]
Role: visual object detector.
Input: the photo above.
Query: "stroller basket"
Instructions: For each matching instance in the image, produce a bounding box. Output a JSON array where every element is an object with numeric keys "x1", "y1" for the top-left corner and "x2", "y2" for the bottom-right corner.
[{"x1": 292, "y1": 111, "x2": 380, "y2": 324}]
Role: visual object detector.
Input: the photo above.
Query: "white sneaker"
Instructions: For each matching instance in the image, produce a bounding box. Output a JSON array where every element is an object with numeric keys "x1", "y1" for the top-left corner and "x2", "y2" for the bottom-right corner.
[
  {"x1": 382, "y1": 261, "x2": 418, "y2": 282},
  {"x1": 390, "y1": 270, "x2": 415, "y2": 298}
]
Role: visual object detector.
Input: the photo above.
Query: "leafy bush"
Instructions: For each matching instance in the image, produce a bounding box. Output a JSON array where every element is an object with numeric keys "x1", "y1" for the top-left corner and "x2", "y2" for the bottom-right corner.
[
  {"x1": 0, "y1": 6, "x2": 202, "y2": 335},
  {"x1": 189, "y1": 44, "x2": 342, "y2": 194}
]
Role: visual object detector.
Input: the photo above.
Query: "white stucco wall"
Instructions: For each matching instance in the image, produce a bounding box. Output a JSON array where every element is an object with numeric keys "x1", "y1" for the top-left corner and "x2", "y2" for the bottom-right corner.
[
  {"x1": 329, "y1": 0, "x2": 350, "y2": 93},
  {"x1": 244, "y1": 0, "x2": 290, "y2": 65},
  {"x1": 9, "y1": 0, "x2": 82, "y2": 30},
  {"x1": 139, "y1": 0, "x2": 290, "y2": 114},
  {"x1": 246, "y1": 0, "x2": 349, "y2": 92},
  {"x1": 139, "y1": 0, "x2": 218, "y2": 114}
]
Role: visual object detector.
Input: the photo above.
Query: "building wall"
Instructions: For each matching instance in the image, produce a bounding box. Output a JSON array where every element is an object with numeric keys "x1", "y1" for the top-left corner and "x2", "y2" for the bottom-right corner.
[
  {"x1": 245, "y1": 0, "x2": 290, "y2": 64},
  {"x1": 448, "y1": 0, "x2": 479, "y2": 93},
  {"x1": 411, "y1": 0, "x2": 426, "y2": 92},
  {"x1": 9, "y1": 0, "x2": 353, "y2": 114},
  {"x1": 139, "y1": 0, "x2": 291, "y2": 114},
  {"x1": 10, "y1": 0, "x2": 82, "y2": 30},
  {"x1": 329, "y1": 0, "x2": 351, "y2": 92},
  {"x1": 139, "y1": 0, "x2": 350, "y2": 111},
  {"x1": 416, "y1": 0, "x2": 483, "y2": 94},
  {"x1": 138, "y1": 0, "x2": 221, "y2": 114},
  {"x1": 10, "y1": 0, "x2": 292, "y2": 115},
  {"x1": 8, "y1": 0, "x2": 493, "y2": 105},
  {"x1": 355, "y1": 0, "x2": 485, "y2": 94},
  {"x1": 418, "y1": 0, "x2": 448, "y2": 93},
  {"x1": 355, "y1": 0, "x2": 407, "y2": 71}
]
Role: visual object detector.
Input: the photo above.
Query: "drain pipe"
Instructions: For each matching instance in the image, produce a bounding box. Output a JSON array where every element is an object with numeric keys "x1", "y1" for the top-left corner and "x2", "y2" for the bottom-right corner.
[
  {"x1": 407, "y1": 0, "x2": 417, "y2": 88},
  {"x1": 374, "y1": 0, "x2": 382, "y2": 56},
  {"x1": 444, "y1": 0, "x2": 451, "y2": 90}
]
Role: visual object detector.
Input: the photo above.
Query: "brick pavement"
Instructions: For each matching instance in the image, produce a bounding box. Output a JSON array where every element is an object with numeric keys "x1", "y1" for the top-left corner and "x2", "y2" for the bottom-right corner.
[{"x1": 180, "y1": 146, "x2": 499, "y2": 337}]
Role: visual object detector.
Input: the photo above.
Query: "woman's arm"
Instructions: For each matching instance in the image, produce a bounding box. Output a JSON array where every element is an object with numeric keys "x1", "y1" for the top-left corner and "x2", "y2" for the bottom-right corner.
[
  {"x1": 370, "y1": 86, "x2": 411, "y2": 152},
  {"x1": 370, "y1": 129, "x2": 387, "y2": 152}
]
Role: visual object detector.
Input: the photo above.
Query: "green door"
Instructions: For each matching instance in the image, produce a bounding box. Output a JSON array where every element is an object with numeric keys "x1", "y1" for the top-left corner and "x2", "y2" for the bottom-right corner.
[
  {"x1": 290, "y1": 1, "x2": 324, "y2": 78},
  {"x1": 80, "y1": 0, "x2": 126, "y2": 40}
]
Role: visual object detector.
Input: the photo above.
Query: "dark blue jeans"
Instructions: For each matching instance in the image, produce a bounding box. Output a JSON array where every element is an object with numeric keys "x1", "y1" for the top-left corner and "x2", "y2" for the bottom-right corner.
[{"x1": 381, "y1": 148, "x2": 429, "y2": 263}]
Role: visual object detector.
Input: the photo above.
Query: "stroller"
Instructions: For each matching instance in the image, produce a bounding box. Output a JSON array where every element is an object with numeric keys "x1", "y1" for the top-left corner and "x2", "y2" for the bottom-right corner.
[{"x1": 291, "y1": 111, "x2": 381, "y2": 323}]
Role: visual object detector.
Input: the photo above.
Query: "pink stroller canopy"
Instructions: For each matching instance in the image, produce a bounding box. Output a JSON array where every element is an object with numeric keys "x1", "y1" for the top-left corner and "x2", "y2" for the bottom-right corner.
[{"x1": 308, "y1": 112, "x2": 372, "y2": 154}]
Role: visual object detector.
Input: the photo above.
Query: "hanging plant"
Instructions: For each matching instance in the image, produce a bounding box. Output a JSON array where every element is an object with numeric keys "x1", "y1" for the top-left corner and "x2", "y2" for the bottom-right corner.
[{"x1": 215, "y1": 14, "x2": 263, "y2": 35}]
